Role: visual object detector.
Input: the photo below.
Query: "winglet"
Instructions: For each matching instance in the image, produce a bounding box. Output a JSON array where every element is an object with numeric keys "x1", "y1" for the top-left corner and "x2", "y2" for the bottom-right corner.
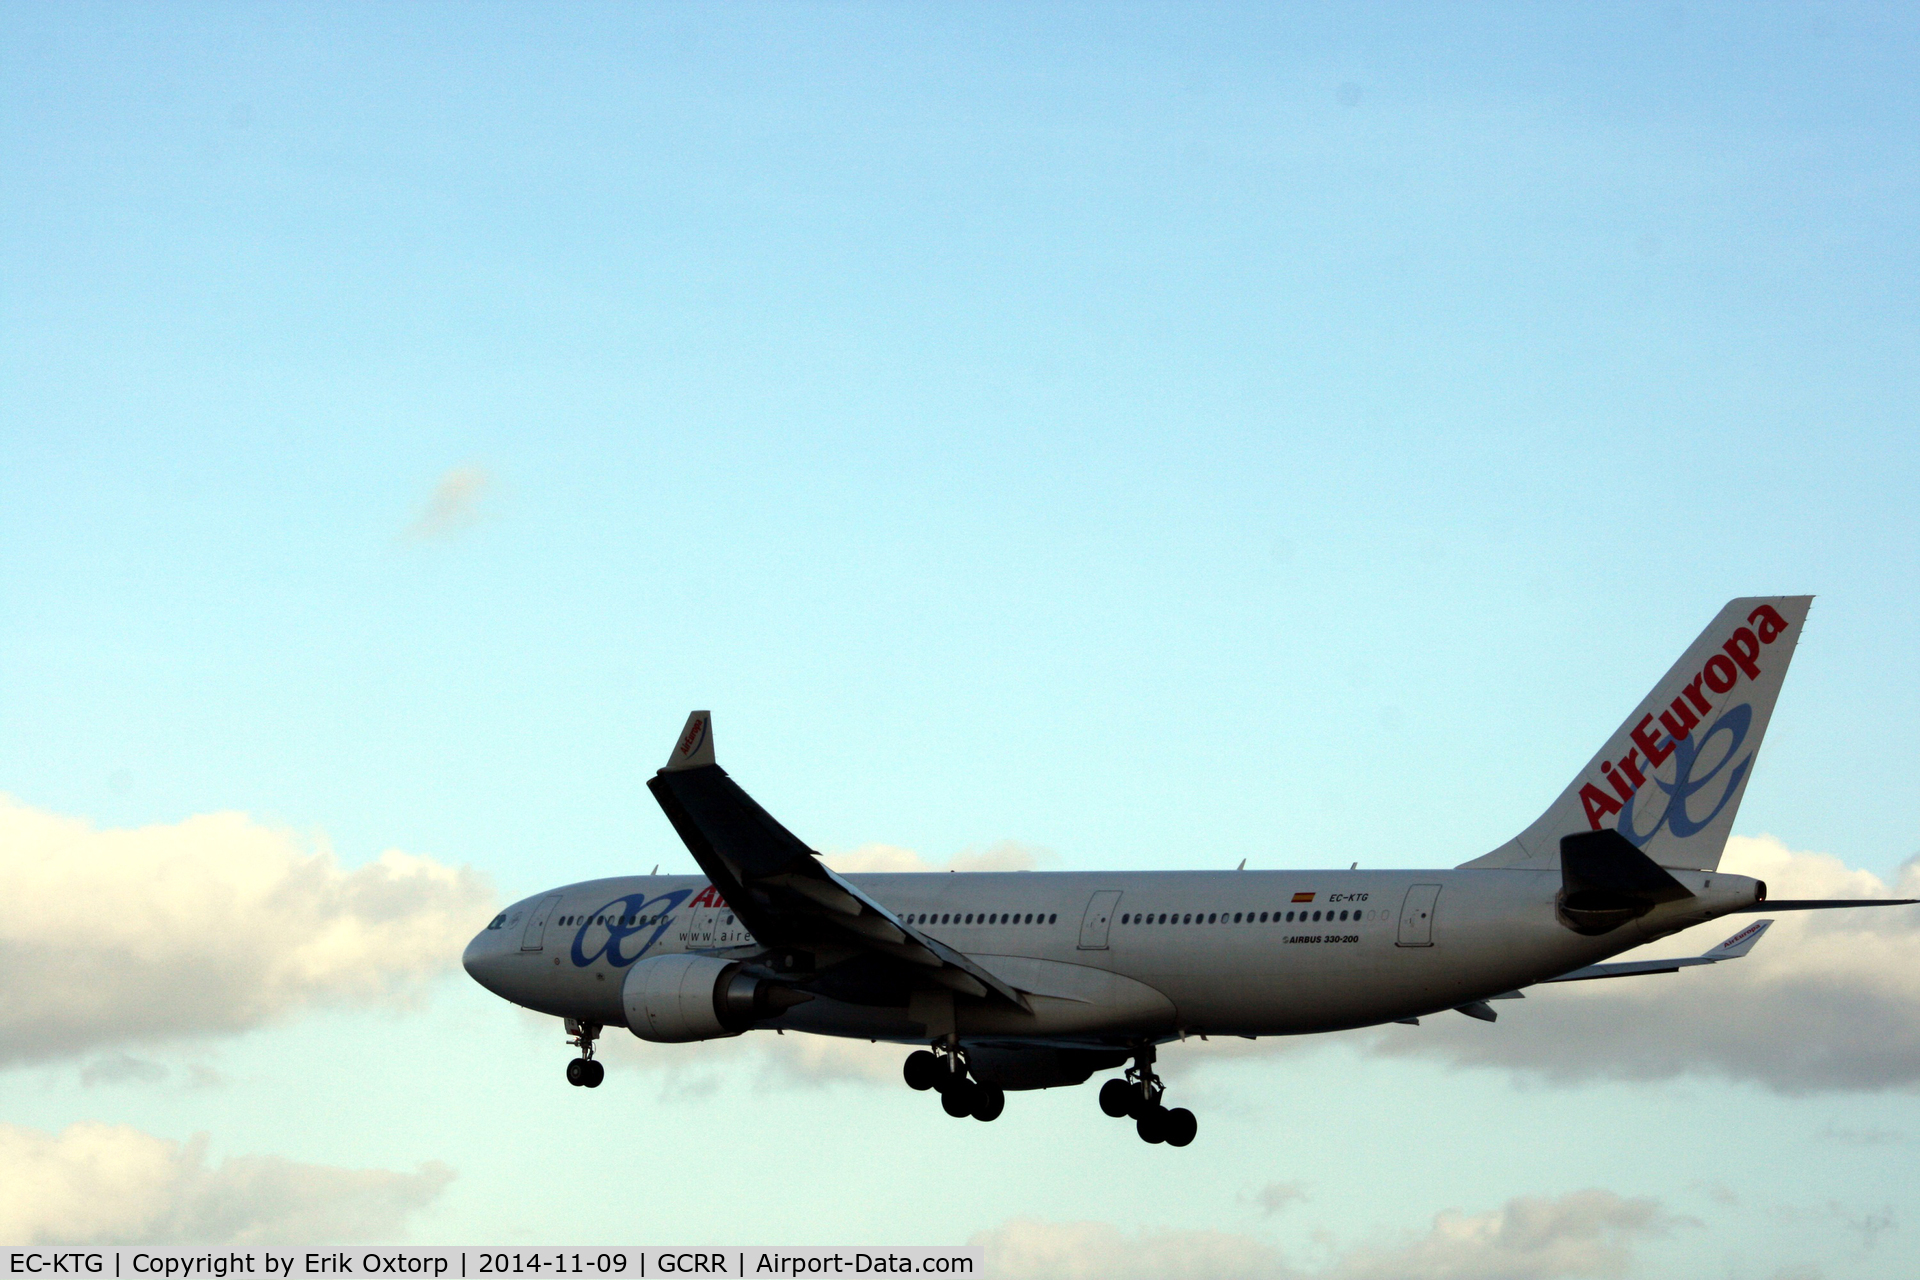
[
  {"x1": 1707, "y1": 917, "x2": 1772, "y2": 959},
  {"x1": 664, "y1": 711, "x2": 716, "y2": 771}
]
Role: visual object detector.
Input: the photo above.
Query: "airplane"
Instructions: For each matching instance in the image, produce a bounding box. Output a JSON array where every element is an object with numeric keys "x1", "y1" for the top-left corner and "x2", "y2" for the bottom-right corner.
[{"x1": 463, "y1": 596, "x2": 1913, "y2": 1146}]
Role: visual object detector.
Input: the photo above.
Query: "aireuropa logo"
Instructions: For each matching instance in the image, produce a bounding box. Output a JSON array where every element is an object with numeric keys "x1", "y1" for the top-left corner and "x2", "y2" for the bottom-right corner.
[
  {"x1": 570, "y1": 889, "x2": 693, "y2": 968},
  {"x1": 676, "y1": 714, "x2": 709, "y2": 760},
  {"x1": 1579, "y1": 604, "x2": 1791, "y2": 840}
]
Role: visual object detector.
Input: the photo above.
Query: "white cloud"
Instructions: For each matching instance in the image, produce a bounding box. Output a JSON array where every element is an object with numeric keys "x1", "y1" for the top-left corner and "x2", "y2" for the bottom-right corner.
[
  {"x1": 1351, "y1": 836, "x2": 1920, "y2": 1093},
  {"x1": 402, "y1": 465, "x2": 492, "y2": 541},
  {"x1": 1325, "y1": 1190, "x2": 1683, "y2": 1280},
  {"x1": 0, "y1": 1121, "x2": 452, "y2": 1245},
  {"x1": 0, "y1": 796, "x2": 495, "y2": 1065},
  {"x1": 972, "y1": 1191, "x2": 1680, "y2": 1280},
  {"x1": 973, "y1": 1217, "x2": 1288, "y2": 1280}
]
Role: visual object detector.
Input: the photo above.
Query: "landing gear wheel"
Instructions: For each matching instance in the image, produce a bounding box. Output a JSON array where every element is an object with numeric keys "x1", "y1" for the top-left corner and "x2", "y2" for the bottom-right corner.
[
  {"x1": 563, "y1": 1018, "x2": 603, "y2": 1089},
  {"x1": 1163, "y1": 1107, "x2": 1196, "y2": 1147},
  {"x1": 970, "y1": 1084, "x2": 1005, "y2": 1122},
  {"x1": 1136, "y1": 1105, "x2": 1169, "y2": 1144},
  {"x1": 1099, "y1": 1078, "x2": 1134, "y2": 1118},
  {"x1": 941, "y1": 1083, "x2": 977, "y2": 1118},
  {"x1": 903, "y1": 1050, "x2": 941, "y2": 1092}
]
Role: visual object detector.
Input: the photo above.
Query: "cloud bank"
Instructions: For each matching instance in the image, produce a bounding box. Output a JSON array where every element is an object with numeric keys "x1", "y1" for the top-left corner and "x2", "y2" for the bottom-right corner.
[
  {"x1": 0, "y1": 797, "x2": 494, "y2": 1065},
  {"x1": 973, "y1": 1189, "x2": 1680, "y2": 1280},
  {"x1": 0, "y1": 1121, "x2": 452, "y2": 1245}
]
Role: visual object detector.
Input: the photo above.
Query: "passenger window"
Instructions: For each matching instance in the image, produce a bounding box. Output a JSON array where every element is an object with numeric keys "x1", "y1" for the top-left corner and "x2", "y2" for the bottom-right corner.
[
  {"x1": 1234, "y1": 913, "x2": 1242, "y2": 923},
  {"x1": 1049, "y1": 913, "x2": 1057, "y2": 923},
  {"x1": 1286, "y1": 911, "x2": 1295, "y2": 922},
  {"x1": 1208, "y1": 913, "x2": 1217, "y2": 923},
  {"x1": 1258, "y1": 912, "x2": 1268, "y2": 922}
]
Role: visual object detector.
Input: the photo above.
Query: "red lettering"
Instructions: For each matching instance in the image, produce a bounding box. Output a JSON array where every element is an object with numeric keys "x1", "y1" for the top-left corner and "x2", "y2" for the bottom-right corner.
[
  {"x1": 1616, "y1": 749, "x2": 1646, "y2": 788},
  {"x1": 1748, "y1": 604, "x2": 1789, "y2": 644},
  {"x1": 689, "y1": 885, "x2": 725, "y2": 909},
  {"x1": 1660, "y1": 696, "x2": 1699, "y2": 742},
  {"x1": 1580, "y1": 783, "x2": 1623, "y2": 829},
  {"x1": 1723, "y1": 626, "x2": 1762, "y2": 680},
  {"x1": 1682, "y1": 674, "x2": 1712, "y2": 715},
  {"x1": 1602, "y1": 761, "x2": 1635, "y2": 805},
  {"x1": 1631, "y1": 714, "x2": 1673, "y2": 767},
  {"x1": 1703, "y1": 653, "x2": 1737, "y2": 694}
]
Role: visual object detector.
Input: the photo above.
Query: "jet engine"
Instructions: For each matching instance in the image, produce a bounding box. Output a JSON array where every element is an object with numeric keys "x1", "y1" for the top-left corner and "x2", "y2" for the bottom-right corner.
[{"x1": 622, "y1": 953, "x2": 812, "y2": 1043}]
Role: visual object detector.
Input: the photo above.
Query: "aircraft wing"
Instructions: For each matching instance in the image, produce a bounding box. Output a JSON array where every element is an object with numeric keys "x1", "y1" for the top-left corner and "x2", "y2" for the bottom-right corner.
[
  {"x1": 644, "y1": 711, "x2": 1030, "y2": 1011},
  {"x1": 1542, "y1": 918, "x2": 1773, "y2": 983}
]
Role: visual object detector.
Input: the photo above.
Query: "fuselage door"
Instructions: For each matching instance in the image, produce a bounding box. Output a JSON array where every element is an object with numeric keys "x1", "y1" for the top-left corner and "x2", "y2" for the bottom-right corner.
[
  {"x1": 1396, "y1": 884, "x2": 1442, "y2": 947},
  {"x1": 520, "y1": 894, "x2": 562, "y2": 952},
  {"x1": 1078, "y1": 890, "x2": 1123, "y2": 950}
]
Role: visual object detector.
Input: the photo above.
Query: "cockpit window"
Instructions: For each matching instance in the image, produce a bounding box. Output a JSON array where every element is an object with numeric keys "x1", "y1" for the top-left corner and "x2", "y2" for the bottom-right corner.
[{"x1": 486, "y1": 913, "x2": 507, "y2": 930}]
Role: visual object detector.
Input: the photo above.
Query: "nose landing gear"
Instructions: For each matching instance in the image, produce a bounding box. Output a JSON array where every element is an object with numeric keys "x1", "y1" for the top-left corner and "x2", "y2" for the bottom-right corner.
[
  {"x1": 902, "y1": 1041, "x2": 1004, "y2": 1122},
  {"x1": 1097, "y1": 1046, "x2": 1196, "y2": 1146},
  {"x1": 564, "y1": 1019, "x2": 605, "y2": 1088}
]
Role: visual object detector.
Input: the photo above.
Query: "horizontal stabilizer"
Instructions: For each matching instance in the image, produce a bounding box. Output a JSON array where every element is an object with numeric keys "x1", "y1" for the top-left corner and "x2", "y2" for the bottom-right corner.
[{"x1": 1543, "y1": 919, "x2": 1773, "y2": 984}]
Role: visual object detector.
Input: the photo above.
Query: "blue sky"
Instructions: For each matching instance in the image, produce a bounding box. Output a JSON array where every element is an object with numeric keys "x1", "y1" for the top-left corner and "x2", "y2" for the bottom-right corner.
[{"x1": 4, "y1": 3, "x2": 1918, "y2": 1273}]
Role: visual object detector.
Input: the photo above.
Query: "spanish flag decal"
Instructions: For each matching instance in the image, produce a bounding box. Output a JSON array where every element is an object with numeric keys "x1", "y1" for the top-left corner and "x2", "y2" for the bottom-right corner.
[{"x1": 1292, "y1": 891, "x2": 1315, "y2": 903}]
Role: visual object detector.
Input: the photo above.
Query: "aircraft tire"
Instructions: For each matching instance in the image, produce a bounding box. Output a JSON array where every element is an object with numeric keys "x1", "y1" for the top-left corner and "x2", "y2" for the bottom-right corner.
[
  {"x1": 583, "y1": 1060, "x2": 605, "y2": 1088},
  {"x1": 565, "y1": 1058, "x2": 589, "y2": 1087},
  {"x1": 941, "y1": 1083, "x2": 976, "y2": 1118},
  {"x1": 1135, "y1": 1106, "x2": 1168, "y2": 1144},
  {"x1": 1098, "y1": 1079, "x2": 1133, "y2": 1118},
  {"x1": 903, "y1": 1051, "x2": 941, "y2": 1092},
  {"x1": 1163, "y1": 1107, "x2": 1196, "y2": 1147},
  {"x1": 970, "y1": 1084, "x2": 1005, "y2": 1122}
]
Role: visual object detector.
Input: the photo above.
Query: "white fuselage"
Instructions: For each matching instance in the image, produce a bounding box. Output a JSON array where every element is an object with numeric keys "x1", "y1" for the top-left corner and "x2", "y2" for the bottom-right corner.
[{"x1": 462, "y1": 866, "x2": 1763, "y2": 1044}]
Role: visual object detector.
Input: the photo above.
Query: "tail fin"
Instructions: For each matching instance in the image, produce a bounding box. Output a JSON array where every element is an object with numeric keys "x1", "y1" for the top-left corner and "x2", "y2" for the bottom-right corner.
[{"x1": 1462, "y1": 596, "x2": 1812, "y2": 873}]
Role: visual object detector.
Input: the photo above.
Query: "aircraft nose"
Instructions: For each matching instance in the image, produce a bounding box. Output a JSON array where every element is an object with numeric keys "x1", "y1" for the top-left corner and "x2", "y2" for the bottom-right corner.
[{"x1": 463, "y1": 924, "x2": 513, "y2": 994}]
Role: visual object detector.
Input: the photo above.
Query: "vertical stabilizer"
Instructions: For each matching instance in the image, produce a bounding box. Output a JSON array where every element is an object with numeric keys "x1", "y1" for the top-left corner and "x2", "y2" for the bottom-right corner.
[{"x1": 1461, "y1": 596, "x2": 1811, "y2": 872}]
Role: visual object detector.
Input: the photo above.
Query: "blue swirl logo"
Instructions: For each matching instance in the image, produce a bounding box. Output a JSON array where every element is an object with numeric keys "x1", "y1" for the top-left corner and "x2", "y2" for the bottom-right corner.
[
  {"x1": 1618, "y1": 703, "x2": 1753, "y2": 846},
  {"x1": 570, "y1": 889, "x2": 691, "y2": 968}
]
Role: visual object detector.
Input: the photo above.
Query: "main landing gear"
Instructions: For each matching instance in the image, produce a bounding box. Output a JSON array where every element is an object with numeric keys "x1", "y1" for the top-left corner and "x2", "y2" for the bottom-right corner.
[
  {"x1": 564, "y1": 1018, "x2": 605, "y2": 1088},
  {"x1": 1097, "y1": 1046, "x2": 1196, "y2": 1146},
  {"x1": 903, "y1": 1043, "x2": 1004, "y2": 1122}
]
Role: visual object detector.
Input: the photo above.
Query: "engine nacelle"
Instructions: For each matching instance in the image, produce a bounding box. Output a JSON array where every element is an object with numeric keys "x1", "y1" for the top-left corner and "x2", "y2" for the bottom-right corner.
[{"x1": 622, "y1": 953, "x2": 811, "y2": 1043}]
